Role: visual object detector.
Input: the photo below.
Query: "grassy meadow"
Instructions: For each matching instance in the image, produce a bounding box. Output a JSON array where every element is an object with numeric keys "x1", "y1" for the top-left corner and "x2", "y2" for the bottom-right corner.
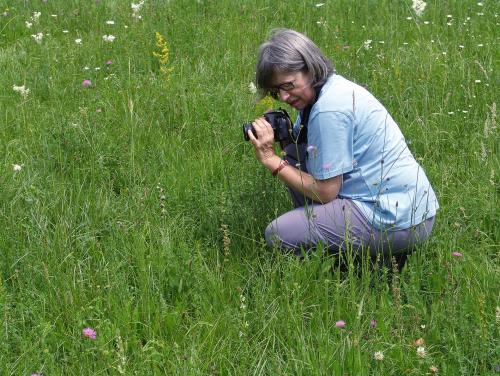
[{"x1": 1, "y1": 0, "x2": 499, "y2": 374}]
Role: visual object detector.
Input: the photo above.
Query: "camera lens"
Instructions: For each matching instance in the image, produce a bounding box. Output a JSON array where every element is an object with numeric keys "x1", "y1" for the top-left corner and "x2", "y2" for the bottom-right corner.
[{"x1": 242, "y1": 123, "x2": 255, "y2": 141}]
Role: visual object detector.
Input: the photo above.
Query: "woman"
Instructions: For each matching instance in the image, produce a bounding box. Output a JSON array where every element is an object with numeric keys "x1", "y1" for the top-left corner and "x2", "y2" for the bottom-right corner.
[{"x1": 247, "y1": 29, "x2": 439, "y2": 267}]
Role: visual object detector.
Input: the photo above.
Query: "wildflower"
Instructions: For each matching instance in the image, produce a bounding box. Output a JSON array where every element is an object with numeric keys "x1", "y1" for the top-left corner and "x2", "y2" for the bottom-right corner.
[
  {"x1": 477, "y1": 2, "x2": 483, "y2": 5},
  {"x1": 82, "y1": 327, "x2": 97, "y2": 340},
  {"x1": 373, "y1": 351, "x2": 384, "y2": 361},
  {"x1": 315, "y1": 3, "x2": 325, "y2": 7},
  {"x1": 63, "y1": 30, "x2": 69, "y2": 33},
  {"x1": 26, "y1": 21, "x2": 33, "y2": 28},
  {"x1": 420, "y1": 324, "x2": 426, "y2": 329},
  {"x1": 363, "y1": 39, "x2": 372, "y2": 50},
  {"x1": 106, "y1": 60, "x2": 113, "y2": 65},
  {"x1": 412, "y1": 0, "x2": 426, "y2": 17},
  {"x1": 82, "y1": 79, "x2": 92, "y2": 87},
  {"x1": 335, "y1": 320, "x2": 346, "y2": 328},
  {"x1": 416, "y1": 346, "x2": 426, "y2": 358},
  {"x1": 31, "y1": 32, "x2": 44, "y2": 44},
  {"x1": 106, "y1": 20, "x2": 115, "y2": 25},
  {"x1": 12, "y1": 85, "x2": 30, "y2": 99},
  {"x1": 496, "y1": 306, "x2": 500, "y2": 323},
  {"x1": 370, "y1": 319, "x2": 377, "y2": 328},
  {"x1": 75, "y1": 38, "x2": 82, "y2": 44},
  {"x1": 131, "y1": 0, "x2": 145, "y2": 19},
  {"x1": 429, "y1": 365, "x2": 439, "y2": 374},
  {"x1": 31, "y1": 11, "x2": 41, "y2": 22},
  {"x1": 452, "y1": 251, "x2": 463, "y2": 257},
  {"x1": 248, "y1": 82, "x2": 257, "y2": 94},
  {"x1": 153, "y1": 32, "x2": 174, "y2": 83},
  {"x1": 13, "y1": 164, "x2": 23, "y2": 172},
  {"x1": 102, "y1": 35, "x2": 116, "y2": 42},
  {"x1": 307, "y1": 145, "x2": 318, "y2": 158}
]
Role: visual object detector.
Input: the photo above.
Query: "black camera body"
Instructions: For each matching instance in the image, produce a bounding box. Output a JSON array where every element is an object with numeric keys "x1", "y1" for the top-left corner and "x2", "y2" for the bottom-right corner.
[{"x1": 243, "y1": 109, "x2": 292, "y2": 142}]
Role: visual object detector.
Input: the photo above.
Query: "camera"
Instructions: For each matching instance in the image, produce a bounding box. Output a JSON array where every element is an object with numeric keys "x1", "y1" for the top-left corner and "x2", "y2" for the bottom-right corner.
[{"x1": 243, "y1": 109, "x2": 292, "y2": 142}]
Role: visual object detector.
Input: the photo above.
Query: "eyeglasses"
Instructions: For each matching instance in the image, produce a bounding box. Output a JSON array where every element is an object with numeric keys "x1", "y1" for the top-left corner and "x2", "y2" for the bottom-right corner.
[{"x1": 269, "y1": 80, "x2": 296, "y2": 99}]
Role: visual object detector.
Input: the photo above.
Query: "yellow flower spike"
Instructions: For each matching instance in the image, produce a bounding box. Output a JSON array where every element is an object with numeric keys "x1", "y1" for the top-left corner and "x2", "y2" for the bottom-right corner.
[
  {"x1": 255, "y1": 95, "x2": 276, "y2": 116},
  {"x1": 153, "y1": 32, "x2": 174, "y2": 83}
]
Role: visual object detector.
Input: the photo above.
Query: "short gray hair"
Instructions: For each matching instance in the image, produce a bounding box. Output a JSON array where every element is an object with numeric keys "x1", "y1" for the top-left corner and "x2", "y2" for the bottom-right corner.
[{"x1": 255, "y1": 29, "x2": 334, "y2": 96}]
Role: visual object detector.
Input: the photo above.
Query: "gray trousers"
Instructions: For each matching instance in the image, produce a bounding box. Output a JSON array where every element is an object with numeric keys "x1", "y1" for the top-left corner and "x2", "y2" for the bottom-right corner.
[{"x1": 265, "y1": 143, "x2": 435, "y2": 261}]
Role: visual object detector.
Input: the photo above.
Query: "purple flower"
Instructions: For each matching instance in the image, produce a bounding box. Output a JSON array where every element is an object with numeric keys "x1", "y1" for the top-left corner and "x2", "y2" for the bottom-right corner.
[
  {"x1": 82, "y1": 79, "x2": 92, "y2": 87},
  {"x1": 106, "y1": 60, "x2": 113, "y2": 65},
  {"x1": 82, "y1": 327, "x2": 97, "y2": 340},
  {"x1": 335, "y1": 320, "x2": 346, "y2": 328},
  {"x1": 31, "y1": 374, "x2": 42, "y2": 376},
  {"x1": 370, "y1": 319, "x2": 377, "y2": 328},
  {"x1": 452, "y1": 251, "x2": 463, "y2": 258}
]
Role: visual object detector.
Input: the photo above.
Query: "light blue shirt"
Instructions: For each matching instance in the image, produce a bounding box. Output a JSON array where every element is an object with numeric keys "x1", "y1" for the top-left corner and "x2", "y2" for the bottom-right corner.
[{"x1": 294, "y1": 74, "x2": 439, "y2": 230}]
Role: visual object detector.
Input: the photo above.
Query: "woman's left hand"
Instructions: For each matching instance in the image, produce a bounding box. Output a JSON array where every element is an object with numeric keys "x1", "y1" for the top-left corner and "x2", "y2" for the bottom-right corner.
[{"x1": 247, "y1": 117, "x2": 277, "y2": 165}]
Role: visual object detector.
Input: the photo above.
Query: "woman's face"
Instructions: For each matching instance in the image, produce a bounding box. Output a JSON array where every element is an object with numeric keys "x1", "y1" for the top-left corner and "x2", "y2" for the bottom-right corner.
[{"x1": 270, "y1": 71, "x2": 316, "y2": 110}]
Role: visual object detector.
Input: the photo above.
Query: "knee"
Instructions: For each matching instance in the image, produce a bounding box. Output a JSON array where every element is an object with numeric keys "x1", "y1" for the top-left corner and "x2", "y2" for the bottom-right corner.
[{"x1": 264, "y1": 221, "x2": 280, "y2": 248}]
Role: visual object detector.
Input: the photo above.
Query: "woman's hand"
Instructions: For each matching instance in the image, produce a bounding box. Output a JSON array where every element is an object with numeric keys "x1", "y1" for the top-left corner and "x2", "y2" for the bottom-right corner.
[{"x1": 247, "y1": 117, "x2": 277, "y2": 165}]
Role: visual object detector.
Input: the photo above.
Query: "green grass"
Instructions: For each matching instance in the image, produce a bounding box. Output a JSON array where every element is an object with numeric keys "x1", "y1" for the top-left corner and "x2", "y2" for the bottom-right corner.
[{"x1": 0, "y1": 0, "x2": 499, "y2": 375}]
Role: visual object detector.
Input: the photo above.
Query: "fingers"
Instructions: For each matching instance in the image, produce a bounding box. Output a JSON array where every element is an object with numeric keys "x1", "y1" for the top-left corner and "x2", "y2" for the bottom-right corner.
[{"x1": 252, "y1": 117, "x2": 273, "y2": 141}]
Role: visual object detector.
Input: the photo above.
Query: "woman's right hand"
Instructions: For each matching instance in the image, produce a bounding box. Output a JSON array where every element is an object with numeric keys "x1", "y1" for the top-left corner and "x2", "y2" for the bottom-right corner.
[{"x1": 247, "y1": 117, "x2": 278, "y2": 165}]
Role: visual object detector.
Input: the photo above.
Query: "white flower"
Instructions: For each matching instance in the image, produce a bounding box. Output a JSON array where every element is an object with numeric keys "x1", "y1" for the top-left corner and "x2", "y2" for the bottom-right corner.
[
  {"x1": 31, "y1": 11, "x2": 41, "y2": 22},
  {"x1": 363, "y1": 39, "x2": 372, "y2": 49},
  {"x1": 475, "y1": 80, "x2": 481, "y2": 83},
  {"x1": 131, "y1": 1, "x2": 145, "y2": 12},
  {"x1": 25, "y1": 21, "x2": 33, "y2": 28},
  {"x1": 373, "y1": 351, "x2": 384, "y2": 361},
  {"x1": 102, "y1": 35, "x2": 116, "y2": 42},
  {"x1": 412, "y1": 0, "x2": 426, "y2": 17},
  {"x1": 315, "y1": 3, "x2": 325, "y2": 7},
  {"x1": 477, "y1": 2, "x2": 483, "y2": 5},
  {"x1": 31, "y1": 32, "x2": 44, "y2": 44},
  {"x1": 63, "y1": 30, "x2": 69, "y2": 33},
  {"x1": 13, "y1": 164, "x2": 23, "y2": 172},
  {"x1": 131, "y1": 0, "x2": 145, "y2": 19},
  {"x1": 75, "y1": 38, "x2": 82, "y2": 44},
  {"x1": 51, "y1": 14, "x2": 58, "y2": 18},
  {"x1": 106, "y1": 20, "x2": 115, "y2": 25},
  {"x1": 248, "y1": 82, "x2": 257, "y2": 94},
  {"x1": 13, "y1": 84, "x2": 30, "y2": 98},
  {"x1": 416, "y1": 346, "x2": 426, "y2": 358}
]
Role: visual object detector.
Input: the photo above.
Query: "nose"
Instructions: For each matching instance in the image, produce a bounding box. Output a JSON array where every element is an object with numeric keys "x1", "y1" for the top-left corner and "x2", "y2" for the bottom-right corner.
[{"x1": 279, "y1": 89, "x2": 290, "y2": 101}]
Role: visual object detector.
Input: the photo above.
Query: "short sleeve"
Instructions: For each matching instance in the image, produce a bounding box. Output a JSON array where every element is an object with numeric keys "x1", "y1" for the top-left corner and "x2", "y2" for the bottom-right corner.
[{"x1": 306, "y1": 111, "x2": 354, "y2": 180}]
